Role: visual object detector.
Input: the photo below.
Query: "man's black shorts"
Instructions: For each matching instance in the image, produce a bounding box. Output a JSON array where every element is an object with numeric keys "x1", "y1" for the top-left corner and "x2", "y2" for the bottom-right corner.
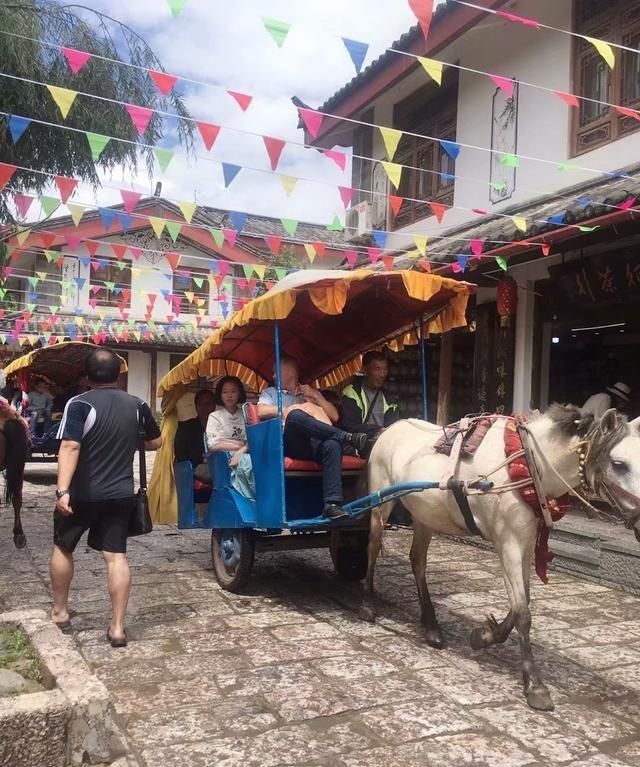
[{"x1": 53, "y1": 497, "x2": 133, "y2": 553}]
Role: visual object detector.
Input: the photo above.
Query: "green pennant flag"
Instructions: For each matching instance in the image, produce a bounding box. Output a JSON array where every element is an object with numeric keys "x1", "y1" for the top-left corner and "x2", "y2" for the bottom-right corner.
[
  {"x1": 578, "y1": 225, "x2": 599, "y2": 232},
  {"x1": 44, "y1": 250, "x2": 57, "y2": 263},
  {"x1": 27, "y1": 277, "x2": 39, "y2": 289},
  {"x1": 105, "y1": 281, "x2": 115, "y2": 291},
  {"x1": 192, "y1": 276, "x2": 204, "y2": 288},
  {"x1": 275, "y1": 268, "x2": 287, "y2": 280},
  {"x1": 148, "y1": 320, "x2": 156, "y2": 330},
  {"x1": 166, "y1": 0, "x2": 187, "y2": 16},
  {"x1": 557, "y1": 163, "x2": 580, "y2": 172},
  {"x1": 210, "y1": 228, "x2": 224, "y2": 248},
  {"x1": 327, "y1": 215, "x2": 344, "y2": 231},
  {"x1": 154, "y1": 147, "x2": 174, "y2": 173},
  {"x1": 496, "y1": 256, "x2": 508, "y2": 272},
  {"x1": 281, "y1": 218, "x2": 298, "y2": 237},
  {"x1": 262, "y1": 17, "x2": 290, "y2": 48},
  {"x1": 40, "y1": 196, "x2": 61, "y2": 216},
  {"x1": 166, "y1": 221, "x2": 182, "y2": 242},
  {"x1": 26, "y1": 303, "x2": 36, "y2": 312},
  {"x1": 500, "y1": 154, "x2": 519, "y2": 168},
  {"x1": 115, "y1": 261, "x2": 127, "y2": 271},
  {"x1": 61, "y1": 281, "x2": 71, "y2": 290},
  {"x1": 0, "y1": 290, "x2": 5, "y2": 300},
  {"x1": 242, "y1": 263, "x2": 254, "y2": 279},
  {"x1": 86, "y1": 132, "x2": 110, "y2": 161},
  {"x1": 49, "y1": 305, "x2": 59, "y2": 315}
]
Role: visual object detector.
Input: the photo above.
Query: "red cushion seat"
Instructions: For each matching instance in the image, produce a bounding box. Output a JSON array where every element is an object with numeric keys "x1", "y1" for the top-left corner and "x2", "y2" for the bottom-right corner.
[{"x1": 284, "y1": 456, "x2": 366, "y2": 471}]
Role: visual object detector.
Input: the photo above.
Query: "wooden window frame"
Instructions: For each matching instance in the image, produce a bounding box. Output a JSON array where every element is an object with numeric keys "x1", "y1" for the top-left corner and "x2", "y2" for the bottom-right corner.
[
  {"x1": 90, "y1": 256, "x2": 131, "y2": 309},
  {"x1": 572, "y1": 0, "x2": 640, "y2": 156},
  {"x1": 352, "y1": 109, "x2": 374, "y2": 206},
  {"x1": 172, "y1": 265, "x2": 210, "y2": 315}
]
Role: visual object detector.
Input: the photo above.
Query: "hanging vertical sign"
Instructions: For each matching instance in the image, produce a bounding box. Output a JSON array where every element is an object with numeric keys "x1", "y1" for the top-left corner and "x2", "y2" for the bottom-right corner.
[
  {"x1": 62, "y1": 255, "x2": 80, "y2": 308},
  {"x1": 490, "y1": 81, "x2": 519, "y2": 204}
]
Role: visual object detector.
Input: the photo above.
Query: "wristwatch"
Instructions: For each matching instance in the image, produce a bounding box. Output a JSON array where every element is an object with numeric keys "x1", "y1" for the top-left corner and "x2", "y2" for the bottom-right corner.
[{"x1": 55, "y1": 489, "x2": 70, "y2": 499}]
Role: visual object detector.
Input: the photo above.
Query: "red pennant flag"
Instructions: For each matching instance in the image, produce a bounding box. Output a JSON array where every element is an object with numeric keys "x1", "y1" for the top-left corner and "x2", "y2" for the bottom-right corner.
[
  {"x1": 196, "y1": 121, "x2": 221, "y2": 151},
  {"x1": 430, "y1": 201, "x2": 448, "y2": 223},
  {"x1": 262, "y1": 136, "x2": 286, "y2": 171},
  {"x1": 38, "y1": 233, "x2": 56, "y2": 249},
  {"x1": 472, "y1": 208, "x2": 488, "y2": 215},
  {"x1": 227, "y1": 91, "x2": 252, "y2": 111},
  {"x1": 111, "y1": 243, "x2": 128, "y2": 261},
  {"x1": 408, "y1": 0, "x2": 433, "y2": 39},
  {"x1": 381, "y1": 255, "x2": 394, "y2": 271},
  {"x1": 389, "y1": 195, "x2": 404, "y2": 216},
  {"x1": 324, "y1": 150, "x2": 346, "y2": 171},
  {"x1": 148, "y1": 69, "x2": 178, "y2": 95},
  {"x1": 0, "y1": 163, "x2": 17, "y2": 191},
  {"x1": 120, "y1": 190, "x2": 142, "y2": 214},
  {"x1": 470, "y1": 239, "x2": 484, "y2": 256},
  {"x1": 248, "y1": 278, "x2": 256, "y2": 294},
  {"x1": 418, "y1": 258, "x2": 431, "y2": 273},
  {"x1": 338, "y1": 186, "x2": 354, "y2": 208},
  {"x1": 266, "y1": 236, "x2": 282, "y2": 254},
  {"x1": 313, "y1": 242, "x2": 327, "y2": 259},
  {"x1": 615, "y1": 105, "x2": 640, "y2": 121},
  {"x1": 555, "y1": 91, "x2": 580, "y2": 108},
  {"x1": 214, "y1": 275, "x2": 226, "y2": 290},
  {"x1": 125, "y1": 104, "x2": 154, "y2": 135},
  {"x1": 298, "y1": 108, "x2": 324, "y2": 138},
  {"x1": 367, "y1": 247, "x2": 382, "y2": 263},
  {"x1": 541, "y1": 243, "x2": 551, "y2": 256},
  {"x1": 166, "y1": 252, "x2": 180, "y2": 271},
  {"x1": 62, "y1": 47, "x2": 92, "y2": 74},
  {"x1": 86, "y1": 241, "x2": 100, "y2": 257},
  {"x1": 90, "y1": 262, "x2": 101, "y2": 273}
]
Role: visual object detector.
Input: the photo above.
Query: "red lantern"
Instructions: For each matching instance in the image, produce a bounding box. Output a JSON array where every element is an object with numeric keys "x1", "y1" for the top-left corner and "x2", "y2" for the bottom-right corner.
[{"x1": 496, "y1": 277, "x2": 518, "y2": 327}]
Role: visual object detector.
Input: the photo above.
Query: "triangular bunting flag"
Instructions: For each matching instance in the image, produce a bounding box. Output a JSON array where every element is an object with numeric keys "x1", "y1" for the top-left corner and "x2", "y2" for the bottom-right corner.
[
  {"x1": 304, "y1": 244, "x2": 316, "y2": 263},
  {"x1": 496, "y1": 256, "x2": 508, "y2": 272},
  {"x1": 40, "y1": 196, "x2": 61, "y2": 216},
  {"x1": 344, "y1": 250, "x2": 358, "y2": 269},
  {"x1": 210, "y1": 229, "x2": 224, "y2": 248},
  {"x1": 0, "y1": 163, "x2": 16, "y2": 193},
  {"x1": 299, "y1": 108, "x2": 323, "y2": 139},
  {"x1": 338, "y1": 186, "x2": 354, "y2": 208},
  {"x1": 541, "y1": 244, "x2": 551, "y2": 256},
  {"x1": 281, "y1": 218, "x2": 298, "y2": 237},
  {"x1": 223, "y1": 228, "x2": 237, "y2": 247},
  {"x1": 165, "y1": 252, "x2": 180, "y2": 271},
  {"x1": 8, "y1": 116, "x2": 31, "y2": 144},
  {"x1": 262, "y1": 17, "x2": 290, "y2": 48},
  {"x1": 99, "y1": 207, "x2": 117, "y2": 230},
  {"x1": 166, "y1": 221, "x2": 182, "y2": 242},
  {"x1": 584, "y1": 36, "x2": 615, "y2": 69},
  {"x1": 149, "y1": 217, "x2": 165, "y2": 239},
  {"x1": 47, "y1": 85, "x2": 78, "y2": 118},
  {"x1": 154, "y1": 147, "x2": 174, "y2": 173},
  {"x1": 241, "y1": 264, "x2": 254, "y2": 280},
  {"x1": 456, "y1": 255, "x2": 470, "y2": 272},
  {"x1": 418, "y1": 258, "x2": 431, "y2": 272},
  {"x1": 489, "y1": 74, "x2": 515, "y2": 97},
  {"x1": 414, "y1": 235, "x2": 427, "y2": 256},
  {"x1": 54, "y1": 175, "x2": 78, "y2": 204},
  {"x1": 470, "y1": 239, "x2": 484, "y2": 256},
  {"x1": 275, "y1": 268, "x2": 288, "y2": 281},
  {"x1": 222, "y1": 163, "x2": 241, "y2": 188},
  {"x1": 512, "y1": 215, "x2": 527, "y2": 232},
  {"x1": 262, "y1": 136, "x2": 286, "y2": 171},
  {"x1": 555, "y1": 91, "x2": 580, "y2": 108},
  {"x1": 372, "y1": 230, "x2": 387, "y2": 249},
  {"x1": 417, "y1": 56, "x2": 443, "y2": 85},
  {"x1": 313, "y1": 242, "x2": 327, "y2": 259},
  {"x1": 381, "y1": 255, "x2": 395, "y2": 271},
  {"x1": 381, "y1": 162, "x2": 402, "y2": 189},
  {"x1": 111, "y1": 244, "x2": 128, "y2": 261},
  {"x1": 325, "y1": 149, "x2": 346, "y2": 170},
  {"x1": 230, "y1": 212, "x2": 247, "y2": 232},
  {"x1": 148, "y1": 69, "x2": 178, "y2": 95},
  {"x1": 177, "y1": 201, "x2": 197, "y2": 223},
  {"x1": 615, "y1": 105, "x2": 640, "y2": 121},
  {"x1": 14, "y1": 194, "x2": 34, "y2": 219},
  {"x1": 281, "y1": 175, "x2": 298, "y2": 196},
  {"x1": 125, "y1": 103, "x2": 154, "y2": 135},
  {"x1": 327, "y1": 215, "x2": 344, "y2": 231},
  {"x1": 408, "y1": 0, "x2": 433, "y2": 39},
  {"x1": 62, "y1": 47, "x2": 92, "y2": 74},
  {"x1": 430, "y1": 202, "x2": 447, "y2": 223},
  {"x1": 227, "y1": 91, "x2": 252, "y2": 111},
  {"x1": 254, "y1": 265, "x2": 266, "y2": 280},
  {"x1": 266, "y1": 236, "x2": 282, "y2": 254},
  {"x1": 440, "y1": 140, "x2": 461, "y2": 160},
  {"x1": 196, "y1": 121, "x2": 221, "y2": 150},
  {"x1": 342, "y1": 38, "x2": 369, "y2": 74},
  {"x1": 166, "y1": 0, "x2": 187, "y2": 17},
  {"x1": 120, "y1": 190, "x2": 142, "y2": 214},
  {"x1": 367, "y1": 247, "x2": 382, "y2": 264},
  {"x1": 379, "y1": 127, "x2": 403, "y2": 161},
  {"x1": 86, "y1": 132, "x2": 110, "y2": 161},
  {"x1": 389, "y1": 195, "x2": 404, "y2": 216},
  {"x1": 496, "y1": 10, "x2": 540, "y2": 28},
  {"x1": 16, "y1": 229, "x2": 31, "y2": 246}
]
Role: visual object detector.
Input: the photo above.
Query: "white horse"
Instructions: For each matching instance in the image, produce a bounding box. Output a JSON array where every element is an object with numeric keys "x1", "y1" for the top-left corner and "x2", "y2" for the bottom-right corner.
[{"x1": 363, "y1": 405, "x2": 640, "y2": 711}]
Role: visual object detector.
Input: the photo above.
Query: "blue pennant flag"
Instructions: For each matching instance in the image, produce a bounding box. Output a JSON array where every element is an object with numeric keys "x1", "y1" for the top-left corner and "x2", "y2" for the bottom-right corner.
[
  {"x1": 74, "y1": 277, "x2": 86, "y2": 290},
  {"x1": 342, "y1": 38, "x2": 369, "y2": 74},
  {"x1": 440, "y1": 173, "x2": 456, "y2": 182},
  {"x1": 230, "y1": 211, "x2": 247, "y2": 232},
  {"x1": 456, "y1": 255, "x2": 469, "y2": 272},
  {"x1": 68, "y1": 325, "x2": 78, "y2": 340},
  {"x1": 372, "y1": 230, "x2": 387, "y2": 249},
  {"x1": 8, "y1": 116, "x2": 31, "y2": 144},
  {"x1": 548, "y1": 212, "x2": 566, "y2": 226},
  {"x1": 74, "y1": 307, "x2": 83, "y2": 315},
  {"x1": 103, "y1": 317, "x2": 113, "y2": 327},
  {"x1": 96, "y1": 258, "x2": 107, "y2": 269},
  {"x1": 118, "y1": 212, "x2": 133, "y2": 232},
  {"x1": 99, "y1": 207, "x2": 117, "y2": 231},
  {"x1": 576, "y1": 196, "x2": 593, "y2": 209},
  {"x1": 27, "y1": 291, "x2": 37, "y2": 302},
  {"x1": 220, "y1": 301, "x2": 229, "y2": 319},
  {"x1": 440, "y1": 140, "x2": 462, "y2": 160},
  {"x1": 80, "y1": 257, "x2": 91, "y2": 268},
  {"x1": 160, "y1": 289, "x2": 170, "y2": 300},
  {"x1": 222, "y1": 163, "x2": 242, "y2": 188},
  {"x1": 113, "y1": 287, "x2": 122, "y2": 296}
]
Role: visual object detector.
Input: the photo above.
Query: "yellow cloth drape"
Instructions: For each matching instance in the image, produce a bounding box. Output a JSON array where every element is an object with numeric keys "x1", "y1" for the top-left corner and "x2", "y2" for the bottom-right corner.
[{"x1": 148, "y1": 386, "x2": 185, "y2": 525}]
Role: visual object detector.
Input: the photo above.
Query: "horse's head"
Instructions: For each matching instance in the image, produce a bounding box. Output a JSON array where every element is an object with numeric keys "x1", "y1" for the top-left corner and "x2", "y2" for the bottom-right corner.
[{"x1": 585, "y1": 410, "x2": 640, "y2": 540}]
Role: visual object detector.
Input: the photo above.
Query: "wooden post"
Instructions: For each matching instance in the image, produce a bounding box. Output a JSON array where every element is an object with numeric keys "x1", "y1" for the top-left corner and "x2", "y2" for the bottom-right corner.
[{"x1": 436, "y1": 333, "x2": 453, "y2": 426}]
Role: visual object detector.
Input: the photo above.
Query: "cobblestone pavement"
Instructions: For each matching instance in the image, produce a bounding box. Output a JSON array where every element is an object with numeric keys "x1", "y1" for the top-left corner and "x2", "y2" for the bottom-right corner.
[{"x1": 3, "y1": 466, "x2": 640, "y2": 766}]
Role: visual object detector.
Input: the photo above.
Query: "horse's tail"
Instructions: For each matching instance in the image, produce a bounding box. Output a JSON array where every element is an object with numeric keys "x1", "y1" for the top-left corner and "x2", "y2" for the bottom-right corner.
[{"x1": 3, "y1": 419, "x2": 28, "y2": 505}]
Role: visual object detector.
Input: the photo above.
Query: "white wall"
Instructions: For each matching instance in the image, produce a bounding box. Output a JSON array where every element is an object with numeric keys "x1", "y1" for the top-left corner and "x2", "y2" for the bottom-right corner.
[
  {"x1": 156, "y1": 351, "x2": 172, "y2": 412},
  {"x1": 127, "y1": 350, "x2": 151, "y2": 403}
]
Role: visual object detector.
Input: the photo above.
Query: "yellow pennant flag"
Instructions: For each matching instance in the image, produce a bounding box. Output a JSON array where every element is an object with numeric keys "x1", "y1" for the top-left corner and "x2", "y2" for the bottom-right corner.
[
  {"x1": 304, "y1": 244, "x2": 316, "y2": 263},
  {"x1": 184, "y1": 291, "x2": 195, "y2": 303},
  {"x1": 381, "y1": 161, "x2": 403, "y2": 190},
  {"x1": 584, "y1": 36, "x2": 615, "y2": 69},
  {"x1": 280, "y1": 175, "x2": 298, "y2": 196},
  {"x1": 379, "y1": 127, "x2": 403, "y2": 161},
  {"x1": 254, "y1": 265, "x2": 266, "y2": 280},
  {"x1": 16, "y1": 229, "x2": 31, "y2": 245},
  {"x1": 512, "y1": 215, "x2": 527, "y2": 232},
  {"x1": 47, "y1": 85, "x2": 78, "y2": 118},
  {"x1": 417, "y1": 56, "x2": 444, "y2": 86},
  {"x1": 67, "y1": 203, "x2": 84, "y2": 227},
  {"x1": 177, "y1": 201, "x2": 197, "y2": 224},
  {"x1": 414, "y1": 235, "x2": 428, "y2": 256},
  {"x1": 149, "y1": 217, "x2": 165, "y2": 238}
]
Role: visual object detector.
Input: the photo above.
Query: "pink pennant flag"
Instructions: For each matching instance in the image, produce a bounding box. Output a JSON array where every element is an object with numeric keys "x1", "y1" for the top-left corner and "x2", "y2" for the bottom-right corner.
[
  {"x1": 217, "y1": 260, "x2": 230, "y2": 278},
  {"x1": 338, "y1": 186, "x2": 354, "y2": 208},
  {"x1": 618, "y1": 197, "x2": 637, "y2": 210},
  {"x1": 615, "y1": 105, "x2": 640, "y2": 121},
  {"x1": 472, "y1": 208, "x2": 488, "y2": 216},
  {"x1": 120, "y1": 190, "x2": 142, "y2": 214},
  {"x1": 89, "y1": 298, "x2": 98, "y2": 310},
  {"x1": 62, "y1": 47, "x2": 92, "y2": 74},
  {"x1": 408, "y1": 0, "x2": 433, "y2": 39},
  {"x1": 262, "y1": 136, "x2": 286, "y2": 171},
  {"x1": 344, "y1": 249, "x2": 358, "y2": 269},
  {"x1": 299, "y1": 108, "x2": 324, "y2": 138},
  {"x1": 324, "y1": 149, "x2": 346, "y2": 171},
  {"x1": 14, "y1": 194, "x2": 34, "y2": 218},
  {"x1": 55, "y1": 175, "x2": 78, "y2": 203},
  {"x1": 555, "y1": 91, "x2": 580, "y2": 108},
  {"x1": 496, "y1": 10, "x2": 540, "y2": 28},
  {"x1": 65, "y1": 235, "x2": 82, "y2": 252},
  {"x1": 129, "y1": 246, "x2": 142, "y2": 261},
  {"x1": 451, "y1": 262, "x2": 462, "y2": 273},
  {"x1": 148, "y1": 69, "x2": 178, "y2": 96},
  {"x1": 489, "y1": 74, "x2": 515, "y2": 97},
  {"x1": 227, "y1": 91, "x2": 253, "y2": 111},
  {"x1": 470, "y1": 239, "x2": 484, "y2": 256},
  {"x1": 125, "y1": 104, "x2": 154, "y2": 135},
  {"x1": 541, "y1": 244, "x2": 551, "y2": 256},
  {"x1": 223, "y1": 228, "x2": 237, "y2": 247},
  {"x1": 418, "y1": 258, "x2": 431, "y2": 273},
  {"x1": 196, "y1": 121, "x2": 221, "y2": 150},
  {"x1": 367, "y1": 247, "x2": 382, "y2": 264}
]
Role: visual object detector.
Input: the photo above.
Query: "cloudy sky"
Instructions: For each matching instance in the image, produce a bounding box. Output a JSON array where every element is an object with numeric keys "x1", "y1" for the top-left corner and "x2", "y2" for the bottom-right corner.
[{"x1": 65, "y1": 0, "x2": 420, "y2": 225}]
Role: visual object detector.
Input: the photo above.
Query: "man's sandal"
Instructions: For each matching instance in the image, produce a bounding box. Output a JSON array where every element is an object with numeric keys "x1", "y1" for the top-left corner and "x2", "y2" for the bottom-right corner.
[{"x1": 106, "y1": 629, "x2": 128, "y2": 648}]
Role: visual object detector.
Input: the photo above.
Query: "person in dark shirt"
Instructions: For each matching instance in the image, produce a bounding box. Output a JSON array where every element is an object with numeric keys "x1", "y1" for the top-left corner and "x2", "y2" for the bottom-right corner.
[
  {"x1": 50, "y1": 349, "x2": 162, "y2": 647},
  {"x1": 173, "y1": 389, "x2": 216, "y2": 479}
]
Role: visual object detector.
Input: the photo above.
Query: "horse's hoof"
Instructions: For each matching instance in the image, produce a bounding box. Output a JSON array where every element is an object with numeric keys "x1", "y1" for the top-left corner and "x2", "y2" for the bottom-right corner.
[
  {"x1": 359, "y1": 605, "x2": 376, "y2": 623},
  {"x1": 425, "y1": 628, "x2": 444, "y2": 649},
  {"x1": 527, "y1": 685, "x2": 554, "y2": 712},
  {"x1": 470, "y1": 626, "x2": 494, "y2": 650},
  {"x1": 13, "y1": 534, "x2": 26, "y2": 549}
]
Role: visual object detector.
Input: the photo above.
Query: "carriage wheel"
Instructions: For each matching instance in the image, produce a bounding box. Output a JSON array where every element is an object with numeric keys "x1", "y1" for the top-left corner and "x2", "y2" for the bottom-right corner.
[
  {"x1": 331, "y1": 530, "x2": 369, "y2": 581},
  {"x1": 211, "y1": 529, "x2": 255, "y2": 592}
]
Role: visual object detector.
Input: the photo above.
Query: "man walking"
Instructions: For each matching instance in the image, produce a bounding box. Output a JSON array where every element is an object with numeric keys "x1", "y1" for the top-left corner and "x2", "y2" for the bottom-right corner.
[{"x1": 50, "y1": 348, "x2": 162, "y2": 647}]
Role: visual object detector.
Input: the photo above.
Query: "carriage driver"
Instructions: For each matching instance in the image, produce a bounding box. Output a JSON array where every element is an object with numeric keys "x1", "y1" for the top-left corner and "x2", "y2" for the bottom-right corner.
[{"x1": 257, "y1": 356, "x2": 369, "y2": 520}]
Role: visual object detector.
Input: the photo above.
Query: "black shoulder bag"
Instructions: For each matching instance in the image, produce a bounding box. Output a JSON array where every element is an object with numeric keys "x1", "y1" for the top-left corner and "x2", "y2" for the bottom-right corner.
[{"x1": 128, "y1": 403, "x2": 153, "y2": 536}]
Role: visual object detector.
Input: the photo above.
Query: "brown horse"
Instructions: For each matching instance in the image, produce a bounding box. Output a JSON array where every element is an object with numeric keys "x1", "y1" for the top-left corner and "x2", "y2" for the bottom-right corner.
[{"x1": 0, "y1": 404, "x2": 29, "y2": 548}]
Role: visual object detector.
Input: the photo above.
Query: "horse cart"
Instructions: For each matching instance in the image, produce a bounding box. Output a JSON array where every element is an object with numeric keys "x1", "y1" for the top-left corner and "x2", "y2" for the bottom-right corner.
[
  {"x1": 3, "y1": 341, "x2": 127, "y2": 461},
  {"x1": 152, "y1": 269, "x2": 474, "y2": 591}
]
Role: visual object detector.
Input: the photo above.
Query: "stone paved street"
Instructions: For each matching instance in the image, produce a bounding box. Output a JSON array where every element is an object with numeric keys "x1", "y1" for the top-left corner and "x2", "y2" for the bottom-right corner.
[{"x1": 3, "y1": 465, "x2": 640, "y2": 766}]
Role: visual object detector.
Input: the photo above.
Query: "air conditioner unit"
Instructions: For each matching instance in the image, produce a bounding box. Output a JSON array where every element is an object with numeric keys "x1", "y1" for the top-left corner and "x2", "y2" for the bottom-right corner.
[{"x1": 345, "y1": 201, "x2": 373, "y2": 242}]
